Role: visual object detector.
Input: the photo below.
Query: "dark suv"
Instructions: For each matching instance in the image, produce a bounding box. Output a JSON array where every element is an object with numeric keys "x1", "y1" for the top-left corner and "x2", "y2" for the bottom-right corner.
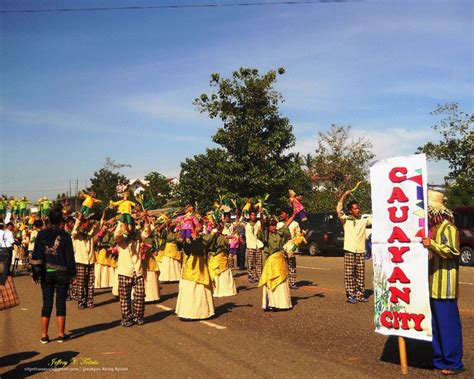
[
  {"x1": 298, "y1": 212, "x2": 345, "y2": 256},
  {"x1": 453, "y1": 207, "x2": 474, "y2": 266}
]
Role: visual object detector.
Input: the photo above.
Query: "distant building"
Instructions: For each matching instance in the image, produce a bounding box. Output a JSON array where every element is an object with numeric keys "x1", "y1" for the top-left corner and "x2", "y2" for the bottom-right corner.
[
  {"x1": 166, "y1": 177, "x2": 179, "y2": 186},
  {"x1": 127, "y1": 178, "x2": 150, "y2": 193}
]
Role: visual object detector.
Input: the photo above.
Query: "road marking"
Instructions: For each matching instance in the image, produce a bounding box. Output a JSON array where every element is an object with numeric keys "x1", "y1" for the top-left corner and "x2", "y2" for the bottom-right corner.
[
  {"x1": 156, "y1": 304, "x2": 227, "y2": 329},
  {"x1": 297, "y1": 265, "x2": 332, "y2": 271},
  {"x1": 460, "y1": 282, "x2": 474, "y2": 286},
  {"x1": 199, "y1": 321, "x2": 227, "y2": 330},
  {"x1": 156, "y1": 304, "x2": 173, "y2": 311}
]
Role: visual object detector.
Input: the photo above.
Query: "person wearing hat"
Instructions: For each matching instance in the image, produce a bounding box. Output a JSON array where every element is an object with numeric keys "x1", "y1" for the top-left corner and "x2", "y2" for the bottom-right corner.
[{"x1": 422, "y1": 190, "x2": 464, "y2": 375}]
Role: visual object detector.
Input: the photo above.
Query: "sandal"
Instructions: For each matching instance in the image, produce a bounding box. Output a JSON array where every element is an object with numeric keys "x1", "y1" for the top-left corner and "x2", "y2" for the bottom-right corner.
[{"x1": 441, "y1": 368, "x2": 465, "y2": 375}]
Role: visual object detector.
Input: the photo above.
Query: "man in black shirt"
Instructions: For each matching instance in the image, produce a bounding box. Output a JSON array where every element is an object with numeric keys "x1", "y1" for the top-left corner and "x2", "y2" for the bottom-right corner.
[{"x1": 32, "y1": 206, "x2": 76, "y2": 343}]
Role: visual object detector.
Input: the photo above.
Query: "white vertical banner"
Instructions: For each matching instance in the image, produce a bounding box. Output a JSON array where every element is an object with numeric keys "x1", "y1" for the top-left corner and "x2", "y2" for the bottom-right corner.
[{"x1": 370, "y1": 154, "x2": 432, "y2": 341}]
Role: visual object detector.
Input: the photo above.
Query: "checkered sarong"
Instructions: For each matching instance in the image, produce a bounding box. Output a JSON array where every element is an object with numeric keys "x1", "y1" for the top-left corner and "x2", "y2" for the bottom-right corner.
[
  {"x1": 246, "y1": 248, "x2": 262, "y2": 282},
  {"x1": 344, "y1": 251, "x2": 365, "y2": 300},
  {"x1": 76, "y1": 263, "x2": 95, "y2": 307},
  {"x1": 287, "y1": 255, "x2": 297, "y2": 286},
  {"x1": 118, "y1": 274, "x2": 145, "y2": 322}
]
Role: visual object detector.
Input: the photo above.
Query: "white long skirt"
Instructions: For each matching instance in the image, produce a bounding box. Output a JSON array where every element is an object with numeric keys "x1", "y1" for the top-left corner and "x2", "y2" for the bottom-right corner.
[
  {"x1": 144, "y1": 270, "x2": 160, "y2": 302},
  {"x1": 261, "y1": 278, "x2": 292, "y2": 310},
  {"x1": 112, "y1": 270, "x2": 119, "y2": 297},
  {"x1": 94, "y1": 263, "x2": 115, "y2": 289},
  {"x1": 213, "y1": 268, "x2": 237, "y2": 298},
  {"x1": 175, "y1": 278, "x2": 215, "y2": 320},
  {"x1": 159, "y1": 256, "x2": 182, "y2": 282}
]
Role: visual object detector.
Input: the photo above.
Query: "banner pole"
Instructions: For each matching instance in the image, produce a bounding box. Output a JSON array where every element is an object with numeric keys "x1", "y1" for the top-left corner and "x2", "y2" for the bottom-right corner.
[{"x1": 398, "y1": 336, "x2": 408, "y2": 375}]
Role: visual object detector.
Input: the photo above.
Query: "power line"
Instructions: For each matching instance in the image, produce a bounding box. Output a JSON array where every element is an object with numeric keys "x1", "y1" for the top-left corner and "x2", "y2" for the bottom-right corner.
[{"x1": 0, "y1": 1, "x2": 355, "y2": 14}]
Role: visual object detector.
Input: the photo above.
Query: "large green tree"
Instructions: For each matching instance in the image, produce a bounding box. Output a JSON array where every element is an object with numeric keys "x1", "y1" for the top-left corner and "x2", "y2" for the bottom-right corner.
[
  {"x1": 417, "y1": 102, "x2": 473, "y2": 207},
  {"x1": 178, "y1": 148, "x2": 229, "y2": 211},
  {"x1": 144, "y1": 171, "x2": 171, "y2": 208},
  {"x1": 191, "y1": 67, "x2": 305, "y2": 210},
  {"x1": 305, "y1": 125, "x2": 375, "y2": 212}
]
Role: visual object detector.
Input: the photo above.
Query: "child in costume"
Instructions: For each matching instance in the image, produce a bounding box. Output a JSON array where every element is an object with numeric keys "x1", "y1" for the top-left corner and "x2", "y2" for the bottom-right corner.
[
  {"x1": 175, "y1": 205, "x2": 199, "y2": 243},
  {"x1": 226, "y1": 229, "x2": 240, "y2": 269},
  {"x1": 40, "y1": 197, "x2": 53, "y2": 219},
  {"x1": 0, "y1": 196, "x2": 6, "y2": 220},
  {"x1": 18, "y1": 196, "x2": 30, "y2": 219},
  {"x1": 79, "y1": 191, "x2": 102, "y2": 218},
  {"x1": 288, "y1": 189, "x2": 307, "y2": 222},
  {"x1": 109, "y1": 192, "x2": 136, "y2": 234}
]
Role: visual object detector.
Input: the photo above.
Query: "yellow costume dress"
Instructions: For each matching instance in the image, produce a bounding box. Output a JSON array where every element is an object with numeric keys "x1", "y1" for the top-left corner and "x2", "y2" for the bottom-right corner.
[
  {"x1": 208, "y1": 235, "x2": 237, "y2": 298},
  {"x1": 175, "y1": 234, "x2": 215, "y2": 320},
  {"x1": 159, "y1": 231, "x2": 182, "y2": 282},
  {"x1": 259, "y1": 226, "x2": 292, "y2": 310}
]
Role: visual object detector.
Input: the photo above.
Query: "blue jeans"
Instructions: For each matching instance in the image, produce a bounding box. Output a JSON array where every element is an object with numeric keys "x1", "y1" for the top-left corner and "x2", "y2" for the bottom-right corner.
[{"x1": 430, "y1": 298, "x2": 464, "y2": 370}]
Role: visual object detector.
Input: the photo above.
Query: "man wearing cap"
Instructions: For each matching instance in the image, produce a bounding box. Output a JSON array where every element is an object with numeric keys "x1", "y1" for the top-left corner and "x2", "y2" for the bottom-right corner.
[{"x1": 422, "y1": 190, "x2": 464, "y2": 375}]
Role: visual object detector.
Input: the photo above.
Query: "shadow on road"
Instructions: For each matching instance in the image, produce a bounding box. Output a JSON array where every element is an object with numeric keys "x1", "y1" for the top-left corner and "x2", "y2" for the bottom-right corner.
[
  {"x1": 0, "y1": 351, "x2": 39, "y2": 368},
  {"x1": 214, "y1": 302, "x2": 253, "y2": 317},
  {"x1": 236, "y1": 285, "x2": 258, "y2": 293},
  {"x1": 295, "y1": 280, "x2": 317, "y2": 288},
  {"x1": 157, "y1": 291, "x2": 178, "y2": 302},
  {"x1": 380, "y1": 336, "x2": 434, "y2": 370},
  {"x1": 291, "y1": 293, "x2": 325, "y2": 306},
  {"x1": 144, "y1": 309, "x2": 174, "y2": 323},
  {"x1": 1, "y1": 351, "x2": 79, "y2": 378},
  {"x1": 69, "y1": 319, "x2": 122, "y2": 339},
  {"x1": 94, "y1": 297, "x2": 119, "y2": 308},
  {"x1": 364, "y1": 289, "x2": 374, "y2": 299}
]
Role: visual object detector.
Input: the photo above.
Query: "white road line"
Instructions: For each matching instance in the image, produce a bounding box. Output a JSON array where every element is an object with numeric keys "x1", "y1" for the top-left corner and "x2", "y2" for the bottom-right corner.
[
  {"x1": 460, "y1": 282, "x2": 474, "y2": 286},
  {"x1": 297, "y1": 265, "x2": 332, "y2": 271},
  {"x1": 156, "y1": 304, "x2": 227, "y2": 330},
  {"x1": 199, "y1": 321, "x2": 227, "y2": 330}
]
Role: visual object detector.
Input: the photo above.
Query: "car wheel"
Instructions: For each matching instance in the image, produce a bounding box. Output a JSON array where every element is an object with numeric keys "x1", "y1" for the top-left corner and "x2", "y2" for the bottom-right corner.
[
  {"x1": 460, "y1": 246, "x2": 474, "y2": 266},
  {"x1": 309, "y1": 242, "x2": 319, "y2": 256}
]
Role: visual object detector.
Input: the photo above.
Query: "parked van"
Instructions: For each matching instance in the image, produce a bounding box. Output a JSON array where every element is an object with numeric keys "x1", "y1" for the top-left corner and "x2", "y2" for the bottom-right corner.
[{"x1": 298, "y1": 212, "x2": 372, "y2": 257}]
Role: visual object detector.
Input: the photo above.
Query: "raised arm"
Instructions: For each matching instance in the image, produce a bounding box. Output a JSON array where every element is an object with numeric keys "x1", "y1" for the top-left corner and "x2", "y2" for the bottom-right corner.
[{"x1": 336, "y1": 190, "x2": 351, "y2": 225}]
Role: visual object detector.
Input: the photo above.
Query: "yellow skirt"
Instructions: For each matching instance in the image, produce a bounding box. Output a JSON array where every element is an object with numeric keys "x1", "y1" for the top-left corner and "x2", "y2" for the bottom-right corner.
[{"x1": 258, "y1": 251, "x2": 289, "y2": 291}]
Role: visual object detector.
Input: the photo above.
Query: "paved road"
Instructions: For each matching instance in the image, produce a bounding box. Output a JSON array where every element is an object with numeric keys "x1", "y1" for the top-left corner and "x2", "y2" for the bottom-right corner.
[{"x1": 1, "y1": 256, "x2": 473, "y2": 378}]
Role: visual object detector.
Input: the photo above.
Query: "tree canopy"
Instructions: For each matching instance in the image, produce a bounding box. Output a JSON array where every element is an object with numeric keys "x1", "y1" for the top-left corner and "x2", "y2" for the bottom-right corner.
[
  {"x1": 305, "y1": 125, "x2": 375, "y2": 212},
  {"x1": 183, "y1": 67, "x2": 306, "y2": 210},
  {"x1": 417, "y1": 102, "x2": 473, "y2": 207}
]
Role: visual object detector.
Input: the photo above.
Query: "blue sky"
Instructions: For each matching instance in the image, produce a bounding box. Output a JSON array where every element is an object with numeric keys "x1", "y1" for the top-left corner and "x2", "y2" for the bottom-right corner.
[{"x1": 1, "y1": 0, "x2": 472, "y2": 200}]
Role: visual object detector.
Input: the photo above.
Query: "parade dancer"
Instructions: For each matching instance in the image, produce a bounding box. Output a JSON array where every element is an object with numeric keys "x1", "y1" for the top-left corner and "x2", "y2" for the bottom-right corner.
[
  {"x1": 208, "y1": 223, "x2": 237, "y2": 298},
  {"x1": 337, "y1": 189, "x2": 371, "y2": 304},
  {"x1": 277, "y1": 208, "x2": 302, "y2": 289},
  {"x1": 259, "y1": 212, "x2": 295, "y2": 311},
  {"x1": 71, "y1": 213, "x2": 98, "y2": 309},
  {"x1": 175, "y1": 221, "x2": 216, "y2": 320},
  {"x1": 245, "y1": 209, "x2": 263, "y2": 283},
  {"x1": 114, "y1": 217, "x2": 151, "y2": 327}
]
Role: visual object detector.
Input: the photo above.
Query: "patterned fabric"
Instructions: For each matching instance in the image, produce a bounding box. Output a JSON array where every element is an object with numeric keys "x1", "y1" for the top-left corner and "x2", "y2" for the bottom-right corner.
[
  {"x1": 0, "y1": 276, "x2": 20, "y2": 310},
  {"x1": 118, "y1": 274, "x2": 145, "y2": 322},
  {"x1": 246, "y1": 248, "x2": 262, "y2": 281},
  {"x1": 287, "y1": 255, "x2": 297, "y2": 286},
  {"x1": 76, "y1": 263, "x2": 95, "y2": 307},
  {"x1": 344, "y1": 251, "x2": 365, "y2": 300},
  {"x1": 429, "y1": 220, "x2": 460, "y2": 299}
]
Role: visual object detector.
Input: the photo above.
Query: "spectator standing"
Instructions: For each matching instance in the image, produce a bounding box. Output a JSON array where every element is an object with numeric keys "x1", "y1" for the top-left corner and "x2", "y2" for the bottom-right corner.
[{"x1": 32, "y1": 207, "x2": 76, "y2": 343}]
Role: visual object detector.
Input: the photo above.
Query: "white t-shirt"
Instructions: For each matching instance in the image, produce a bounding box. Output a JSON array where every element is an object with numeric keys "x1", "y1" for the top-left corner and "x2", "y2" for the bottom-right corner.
[{"x1": 0, "y1": 229, "x2": 15, "y2": 248}]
